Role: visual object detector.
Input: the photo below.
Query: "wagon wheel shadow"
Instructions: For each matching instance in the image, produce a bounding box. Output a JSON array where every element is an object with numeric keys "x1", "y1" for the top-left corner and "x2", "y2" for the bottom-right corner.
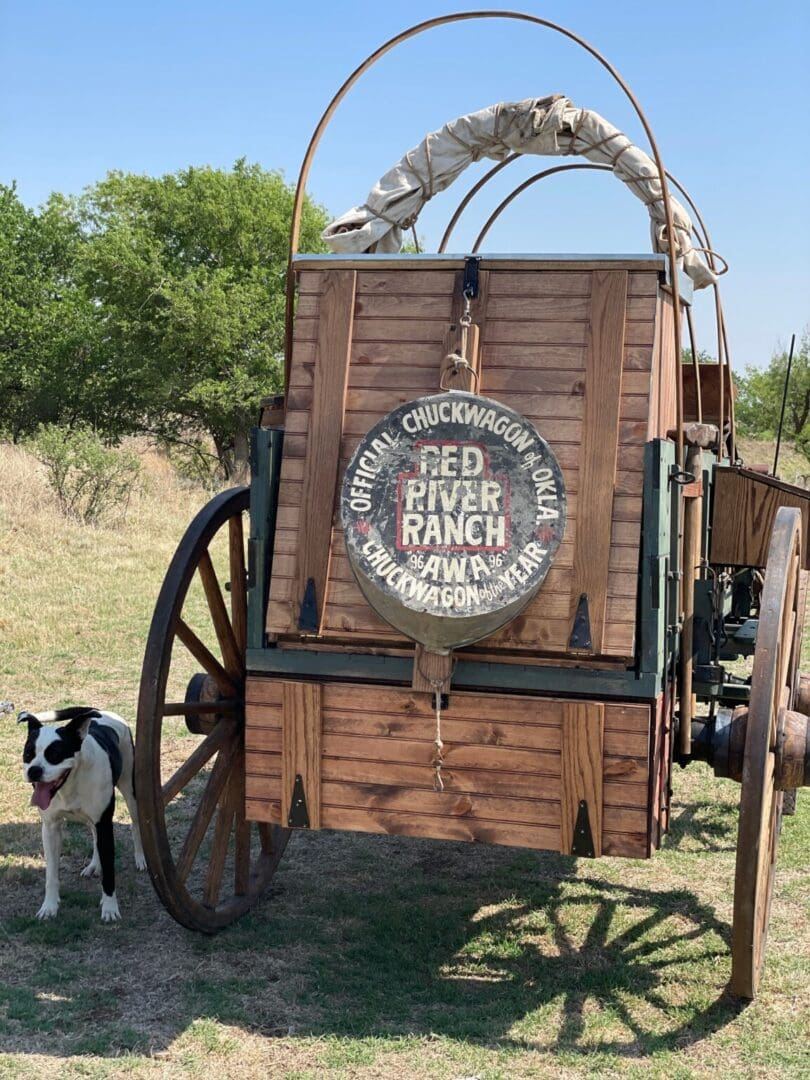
[
  {"x1": 663, "y1": 798, "x2": 738, "y2": 852},
  {"x1": 441, "y1": 873, "x2": 741, "y2": 1055},
  {"x1": 276, "y1": 838, "x2": 744, "y2": 1057}
]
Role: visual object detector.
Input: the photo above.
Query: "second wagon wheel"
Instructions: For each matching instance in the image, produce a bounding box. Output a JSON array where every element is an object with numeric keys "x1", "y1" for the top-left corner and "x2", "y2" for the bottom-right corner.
[
  {"x1": 136, "y1": 487, "x2": 290, "y2": 932},
  {"x1": 731, "y1": 506, "x2": 802, "y2": 997}
]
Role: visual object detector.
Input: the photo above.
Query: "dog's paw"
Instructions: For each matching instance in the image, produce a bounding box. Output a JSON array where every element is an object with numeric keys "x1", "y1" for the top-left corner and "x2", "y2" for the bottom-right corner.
[
  {"x1": 36, "y1": 899, "x2": 60, "y2": 920},
  {"x1": 134, "y1": 852, "x2": 147, "y2": 872},
  {"x1": 81, "y1": 859, "x2": 100, "y2": 878},
  {"x1": 100, "y1": 894, "x2": 121, "y2": 922}
]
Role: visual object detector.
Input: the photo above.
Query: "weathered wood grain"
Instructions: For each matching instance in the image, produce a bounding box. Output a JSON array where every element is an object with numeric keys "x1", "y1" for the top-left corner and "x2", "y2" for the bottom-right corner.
[
  {"x1": 710, "y1": 467, "x2": 810, "y2": 570},
  {"x1": 569, "y1": 271, "x2": 628, "y2": 654},
  {"x1": 560, "y1": 702, "x2": 605, "y2": 855},
  {"x1": 281, "y1": 681, "x2": 322, "y2": 829},
  {"x1": 291, "y1": 269, "x2": 356, "y2": 634}
]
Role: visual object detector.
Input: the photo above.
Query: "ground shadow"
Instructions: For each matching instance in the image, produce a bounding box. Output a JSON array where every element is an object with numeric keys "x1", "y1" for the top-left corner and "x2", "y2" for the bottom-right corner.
[
  {"x1": 664, "y1": 798, "x2": 738, "y2": 852},
  {"x1": 0, "y1": 821, "x2": 746, "y2": 1062}
]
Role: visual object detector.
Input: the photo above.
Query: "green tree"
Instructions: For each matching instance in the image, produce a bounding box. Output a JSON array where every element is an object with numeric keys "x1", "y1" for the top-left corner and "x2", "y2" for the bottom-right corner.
[
  {"x1": 65, "y1": 160, "x2": 328, "y2": 477},
  {"x1": 734, "y1": 332, "x2": 810, "y2": 445},
  {"x1": 0, "y1": 185, "x2": 98, "y2": 440}
]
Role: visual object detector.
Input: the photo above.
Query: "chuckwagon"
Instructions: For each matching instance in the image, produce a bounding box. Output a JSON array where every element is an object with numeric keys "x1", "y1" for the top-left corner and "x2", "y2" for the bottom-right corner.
[{"x1": 135, "y1": 13, "x2": 810, "y2": 1000}]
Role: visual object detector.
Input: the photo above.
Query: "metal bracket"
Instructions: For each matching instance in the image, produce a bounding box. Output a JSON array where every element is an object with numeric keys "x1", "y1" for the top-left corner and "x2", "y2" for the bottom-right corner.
[
  {"x1": 298, "y1": 577, "x2": 318, "y2": 633},
  {"x1": 463, "y1": 256, "x2": 481, "y2": 299},
  {"x1": 571, "y1": 799, "x2": 596, "y2": 857},
  {"x1": 287, "y1": 774, "x2": 310, "y2": 828},
  {"x1": 569, "y1": 593, "x2": 593, "y2": 650}
]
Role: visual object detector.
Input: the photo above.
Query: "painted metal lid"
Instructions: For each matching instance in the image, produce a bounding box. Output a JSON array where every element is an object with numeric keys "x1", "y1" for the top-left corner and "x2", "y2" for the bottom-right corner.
[{"x1": 341, "y1": 391, "x2": 566, "y2": 653}]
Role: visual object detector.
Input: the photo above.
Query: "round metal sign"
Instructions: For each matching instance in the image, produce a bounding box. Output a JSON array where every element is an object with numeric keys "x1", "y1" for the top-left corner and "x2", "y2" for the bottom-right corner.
[{"x1": 341, "y1": 391, "x2": 567, "y2": 653}]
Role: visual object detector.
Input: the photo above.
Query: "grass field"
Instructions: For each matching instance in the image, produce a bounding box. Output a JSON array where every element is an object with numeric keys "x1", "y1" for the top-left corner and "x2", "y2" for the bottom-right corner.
[{"x1": 0, "y1": 441, "x2": 808, "y2": 1080}]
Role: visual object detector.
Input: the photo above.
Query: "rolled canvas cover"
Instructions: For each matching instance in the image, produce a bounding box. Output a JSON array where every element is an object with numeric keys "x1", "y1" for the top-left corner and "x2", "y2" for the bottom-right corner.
[{"x1": 323, "y1": 95, "x2": 715, "y2": 289}]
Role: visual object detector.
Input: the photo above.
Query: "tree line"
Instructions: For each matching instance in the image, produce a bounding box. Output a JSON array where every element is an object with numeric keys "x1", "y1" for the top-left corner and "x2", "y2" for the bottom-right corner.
[
  {"x1": 0, "y1": 161, "x2": 327, "y2": 478},
  {"x1": 2, "y1": 160, "x2": 807, "y2": 478}
]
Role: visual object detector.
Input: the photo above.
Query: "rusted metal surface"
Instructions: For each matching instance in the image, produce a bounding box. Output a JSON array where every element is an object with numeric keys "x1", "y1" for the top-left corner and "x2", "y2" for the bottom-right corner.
[{"x1": 284, "y1": 10, "x2": 685, "y2": 468}]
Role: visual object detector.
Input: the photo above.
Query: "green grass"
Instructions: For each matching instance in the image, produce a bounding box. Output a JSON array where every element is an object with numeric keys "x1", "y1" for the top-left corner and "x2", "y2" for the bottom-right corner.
[{"x1": 0, "y1": 440, "x2": 808, "y2": 1079}]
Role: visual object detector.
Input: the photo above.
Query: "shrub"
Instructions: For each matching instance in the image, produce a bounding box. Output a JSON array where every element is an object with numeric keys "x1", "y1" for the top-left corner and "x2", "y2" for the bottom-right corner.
[{"x1": 28, "y1": 424, "x2": 141, "y2": 524}]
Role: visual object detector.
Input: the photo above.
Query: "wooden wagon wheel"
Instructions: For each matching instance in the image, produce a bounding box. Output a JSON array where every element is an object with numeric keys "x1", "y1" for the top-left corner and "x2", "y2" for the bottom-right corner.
[
  {"x1": 136, "y1": 487, "x2": 290, "y2": 932},
  {"x1": 731, "y1": 506, "x2": 802, "y2": 997}
]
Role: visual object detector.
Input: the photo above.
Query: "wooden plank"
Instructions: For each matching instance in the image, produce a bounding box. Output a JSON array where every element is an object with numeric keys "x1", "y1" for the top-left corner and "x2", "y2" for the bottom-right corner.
[
  {"x1": 292, "y1": 340, "x2": 650, "y2": 372},
  {"x1": 281, "y1": 681, "x2": 322, "y2": 829},
  {"x1": 319, "y1": 804, "x2": 560, "y2": 850},
  {"x1": 292, "y1": 269, "x2": 356, "y2": 633},
  {"x1": 293, "y1": 255, "x2": 666, "y2": 272},
  {"x1": 486, "y1": 270, "x2": 658, "y2": 298},
  {"x1": 560, "y1": 702, "x2": 605, "y2": 856},
  {"x1": 570, "y1": 271, "x2": 628, "y2": 654},
  {"x1": 320, "y1": 780, "x2": 559, "y2": 826},
  {"x1": 487, "y1": 296, "x2": 655, "y2": 321},
  {"x1": 710, "y1": 467, "x2": 810, "y2": 570}
]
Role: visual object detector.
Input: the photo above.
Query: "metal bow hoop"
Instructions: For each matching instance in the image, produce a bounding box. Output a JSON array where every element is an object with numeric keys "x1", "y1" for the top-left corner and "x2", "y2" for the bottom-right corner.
[
  {"x1": 284, "y1": 9, "x2": 686, "y2": 465},
  {"x1": 438, "y1": 160, "x2": 734, "y2": 444}
]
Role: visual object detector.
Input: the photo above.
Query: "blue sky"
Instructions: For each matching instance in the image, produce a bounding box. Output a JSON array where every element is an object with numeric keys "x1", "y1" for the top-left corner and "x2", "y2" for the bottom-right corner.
[{"x1": 2, "y1": 0, "x2": 808, "y2": 369}]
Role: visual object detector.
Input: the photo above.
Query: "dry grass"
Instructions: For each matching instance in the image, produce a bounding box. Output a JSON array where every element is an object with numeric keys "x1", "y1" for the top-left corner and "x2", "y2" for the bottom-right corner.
[{"x1": 0, "y1": 440, "x2": 808, "y2": 1080}]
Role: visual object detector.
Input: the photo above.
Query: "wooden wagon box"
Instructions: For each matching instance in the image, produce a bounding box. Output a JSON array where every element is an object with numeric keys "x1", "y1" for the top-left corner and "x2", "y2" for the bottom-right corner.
[
  {"x1": 244, "y1": 679, "x2": 669, "y2": 860},
  {"x1": 243, "y1": 253, "x2": 682, "y2": 860},
  {"x1": 264, "y1": 253, "x2": 686, "y2": 661}
]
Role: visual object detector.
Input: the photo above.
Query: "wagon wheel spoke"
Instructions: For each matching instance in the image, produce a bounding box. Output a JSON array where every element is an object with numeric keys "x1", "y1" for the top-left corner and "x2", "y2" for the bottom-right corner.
[
  {"x1": 204, "y1": 770, "x2": 239, "y2": 907},
  {"x1": 136, "y1": 486, "x2": 291, "y2": 933},
  {"x1": 161, "y1": 718, "x2": 235, "y2": 807},
  {"x1": 198, "y1": 550, "x2": 243, "y2": 681},
  {"x1": 175, "y1": 739, "x2": 240, "y2": 885},
  {"x1": 175, "y1": 617, "x2": 238, "y2": 697}
]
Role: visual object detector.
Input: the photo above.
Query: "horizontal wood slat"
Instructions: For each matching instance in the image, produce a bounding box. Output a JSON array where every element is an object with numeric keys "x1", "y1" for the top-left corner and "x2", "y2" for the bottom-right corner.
[{"x1": 244, "y1": 680, "x2": 652, "y2": 858}]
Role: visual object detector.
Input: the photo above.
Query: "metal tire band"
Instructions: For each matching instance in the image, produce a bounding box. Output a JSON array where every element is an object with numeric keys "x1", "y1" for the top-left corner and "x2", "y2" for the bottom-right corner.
[{"x1": 341, "y1": 391, "x2": 567, "y2": 653}]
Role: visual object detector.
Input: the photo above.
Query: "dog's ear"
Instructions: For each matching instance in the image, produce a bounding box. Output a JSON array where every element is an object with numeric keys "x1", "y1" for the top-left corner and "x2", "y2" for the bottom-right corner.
[
  {"x1": 17, "y1": 711, "x2": 41, "y2": 731},
  {"x1": 61, "y1": 708, "x2": 99, "y2": 743}
]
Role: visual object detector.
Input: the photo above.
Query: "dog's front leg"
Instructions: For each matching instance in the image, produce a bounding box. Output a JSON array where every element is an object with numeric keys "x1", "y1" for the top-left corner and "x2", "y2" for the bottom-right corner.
[
  {"x1": 37, "y1": 820, "x2": 63, "y2": 919},
  {"x1": 96, "y1": 797, "x2": 120, "y2": 922}
]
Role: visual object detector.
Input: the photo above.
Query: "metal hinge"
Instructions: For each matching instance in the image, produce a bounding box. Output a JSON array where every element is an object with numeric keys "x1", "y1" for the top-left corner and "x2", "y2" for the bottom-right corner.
[
  {"x1": 569, "y1": 593, "x2": 593, "y2": 650},
  {"x1": 571, "y1": 799, "x2": 596, "y2": 857},
  {"x1": 298, "y1": 577, "x2": 318, "y2": 633},
  {"x1": 287, "y1": 774, "x2": 310, "y2": 828}
]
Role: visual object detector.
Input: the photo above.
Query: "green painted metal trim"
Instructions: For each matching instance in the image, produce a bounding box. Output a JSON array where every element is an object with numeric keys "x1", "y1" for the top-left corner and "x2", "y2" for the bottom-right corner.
[
  {"x1": 639, "y1": 439, "x2": 674, "y2": 677},
  {"x1": 245, "y1": 647, "x2": 659, "y2": 699},
  {"x1": 246, "y1": 427, "x2": 283, "y2": 650}
]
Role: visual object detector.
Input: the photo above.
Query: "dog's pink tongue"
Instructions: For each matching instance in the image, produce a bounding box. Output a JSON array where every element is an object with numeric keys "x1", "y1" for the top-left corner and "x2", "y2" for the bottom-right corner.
[{"x1": 31, "y1": 783, "x2": 54, "y2": 810}]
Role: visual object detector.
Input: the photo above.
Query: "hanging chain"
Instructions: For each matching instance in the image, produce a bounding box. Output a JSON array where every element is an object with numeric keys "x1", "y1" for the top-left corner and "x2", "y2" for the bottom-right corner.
[{"x1": 440, "y1": 287, "x2": 479, "y2": 391}]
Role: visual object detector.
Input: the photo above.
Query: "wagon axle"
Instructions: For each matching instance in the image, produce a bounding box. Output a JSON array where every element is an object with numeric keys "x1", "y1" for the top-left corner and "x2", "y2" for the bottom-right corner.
[{"x1": 689, "y1": 704, "x2": 810, "y2": 790}]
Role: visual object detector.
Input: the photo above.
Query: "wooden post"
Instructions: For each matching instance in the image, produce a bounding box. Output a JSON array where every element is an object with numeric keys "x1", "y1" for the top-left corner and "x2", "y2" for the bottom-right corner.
[
  {"x1": 292, "y1": 269, "x2": 356, "y2": 635},
  {"x1": 561, "y1": 701, "x2": 604, "y2": 856},
  {"x1": 281, "y1": 681, "x2": 322, "y2": 829},
  {"x1": 569, "y1": 270, "x2": 627, "y2": 654}
]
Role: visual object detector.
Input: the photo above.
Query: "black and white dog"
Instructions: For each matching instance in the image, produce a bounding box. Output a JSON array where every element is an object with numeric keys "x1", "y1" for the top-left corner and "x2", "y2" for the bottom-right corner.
[{"x1": 20, "y1": 707, "x2": 146, "y2": 921}]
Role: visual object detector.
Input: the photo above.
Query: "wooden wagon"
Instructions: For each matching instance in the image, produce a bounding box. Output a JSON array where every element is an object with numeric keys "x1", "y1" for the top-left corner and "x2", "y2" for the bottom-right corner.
[{"x1": 135, "y1": 13, "x2": 810, "y2": 1000}]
